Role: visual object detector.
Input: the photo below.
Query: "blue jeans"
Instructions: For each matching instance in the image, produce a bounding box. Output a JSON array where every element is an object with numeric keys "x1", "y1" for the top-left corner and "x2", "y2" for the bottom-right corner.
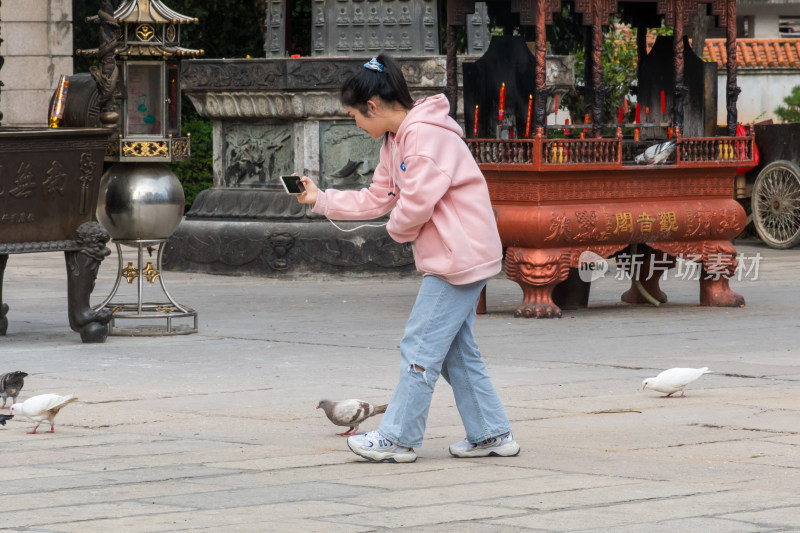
[{"x1": 378, "y1": 275, "x2": 512, "y2": 448}]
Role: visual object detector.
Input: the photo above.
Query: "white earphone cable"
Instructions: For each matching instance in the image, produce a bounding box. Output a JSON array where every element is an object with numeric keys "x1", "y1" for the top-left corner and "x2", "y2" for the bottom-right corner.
[{"x1": 328, "y1": 219, "x2": 388, "y2": 232}]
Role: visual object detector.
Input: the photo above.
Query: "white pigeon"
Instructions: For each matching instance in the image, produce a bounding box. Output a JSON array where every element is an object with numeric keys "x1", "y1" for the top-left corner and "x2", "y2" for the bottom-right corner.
[
  {"x1": 642, "y1": 367, "x2": 712, "y2": 397},
  {"x1": 635, "y1": 140, "x2": 677, "y2": 165},
  {"x1": 317, "y1": 399, "x2": 387, "y2": 436},
  {"x1": 10, "y1": 394, "x2": 78, "y2": 434}
]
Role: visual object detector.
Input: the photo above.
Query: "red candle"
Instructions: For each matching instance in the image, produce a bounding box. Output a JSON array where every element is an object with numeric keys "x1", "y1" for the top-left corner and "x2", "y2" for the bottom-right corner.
[
  {"x1": 635, "y1": 102, "x2": 641, "y2": 124},
  {"x1": 624, "y1": 99, "x2": 629, "y2": 113},
  {"x1": 525, "y1": 94, "x2": 532, "y2": 138},
  {"x1": 473, "y1": 105, "x2": 479, "y2": 136},
  {"x1": 619, "y1": 107, "x2": 624, "y2": 125},
  {"x1": 498, "y1": 82, "x2": 506, "y2": 122},
  {"x1": 661, "y1": 91, "x2": 666, "y2": 114},
  {"x1": 564, "y1": 118, "x2": 570, "y2": 137}
]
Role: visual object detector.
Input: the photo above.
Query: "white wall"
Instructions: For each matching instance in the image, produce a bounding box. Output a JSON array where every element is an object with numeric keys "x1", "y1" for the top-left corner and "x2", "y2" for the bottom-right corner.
[
  {"x1": 0, "y1": 0, "x2": 73, "y2": 127},
  {"x1": 739, "y1": 1, "x2": 800, "y2": 38},
  {"x1": 717, "y1": 69, "x2": 800, "y2": 125}
]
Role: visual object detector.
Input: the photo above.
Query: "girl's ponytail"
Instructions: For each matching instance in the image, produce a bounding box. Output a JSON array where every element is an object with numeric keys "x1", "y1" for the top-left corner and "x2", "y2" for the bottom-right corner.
[{"x1": 340, "y1": 53, "x2": 414, "y2": 114}]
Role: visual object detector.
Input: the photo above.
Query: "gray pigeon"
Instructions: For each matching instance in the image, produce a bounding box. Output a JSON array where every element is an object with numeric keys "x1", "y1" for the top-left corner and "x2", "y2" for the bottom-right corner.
[
  {"x1": 0, "y1": 371, "x2": 28, "y2": 408},
  {"x1": 317, "y1": 399, "x2": 388, "y2": 436},
  {"x1": 0, "y1": 414, "x2": 13, "y2": 426},
  {"x1": 635, "y1": 140, "x2": 676, "y2": 165}
]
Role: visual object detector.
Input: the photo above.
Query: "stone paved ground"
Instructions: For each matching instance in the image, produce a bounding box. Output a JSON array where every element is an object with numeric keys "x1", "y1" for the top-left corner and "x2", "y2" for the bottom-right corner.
[{"x1": 1, "y1": 240, "x2": 798, "y2": 532}]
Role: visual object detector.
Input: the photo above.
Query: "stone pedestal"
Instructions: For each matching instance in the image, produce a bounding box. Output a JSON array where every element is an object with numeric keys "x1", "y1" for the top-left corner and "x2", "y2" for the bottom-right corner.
[{"x1": 164, "y1": 189, "x2": 415, "y2": 278}]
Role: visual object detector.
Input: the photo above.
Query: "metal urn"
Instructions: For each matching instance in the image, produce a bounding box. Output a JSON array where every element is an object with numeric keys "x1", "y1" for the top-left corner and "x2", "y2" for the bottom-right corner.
[{"x1": 96, "y1": 163, "x2": 185, "y2": 241}]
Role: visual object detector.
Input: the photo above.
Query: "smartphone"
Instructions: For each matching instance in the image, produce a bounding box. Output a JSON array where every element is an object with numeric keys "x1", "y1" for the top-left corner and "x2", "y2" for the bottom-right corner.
[{"x1": 279, "y1": 175, "x2": 306, "y2": 194}]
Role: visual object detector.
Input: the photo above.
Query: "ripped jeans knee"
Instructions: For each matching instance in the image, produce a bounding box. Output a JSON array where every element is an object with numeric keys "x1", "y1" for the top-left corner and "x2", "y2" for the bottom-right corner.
[{"x1": 409, "y1": 363, "x2": 429, "y2": 385}]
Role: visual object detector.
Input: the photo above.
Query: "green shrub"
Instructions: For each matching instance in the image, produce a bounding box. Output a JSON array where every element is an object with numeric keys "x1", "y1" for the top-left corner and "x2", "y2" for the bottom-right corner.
[
  {"x1": 169, "y1": 113, "x2": 213, "y2": 210},
  {"x1": 775, "y1": 85, "x2": 800, "y2": 123}
]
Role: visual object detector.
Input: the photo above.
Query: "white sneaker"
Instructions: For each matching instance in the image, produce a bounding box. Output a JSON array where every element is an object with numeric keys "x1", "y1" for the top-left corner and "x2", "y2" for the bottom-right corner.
[
  {"x1": 347, "y1": 430, "x2": 417, "y2": 463},
  {"x1": 449, "y1": 432, "x2": 520, "y2": 458}
]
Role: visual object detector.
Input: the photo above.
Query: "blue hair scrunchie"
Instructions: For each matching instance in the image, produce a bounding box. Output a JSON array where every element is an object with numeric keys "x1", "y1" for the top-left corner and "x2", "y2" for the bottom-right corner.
[{"x1": 363, "y1": 57, "x2": 384, "y2": 72}]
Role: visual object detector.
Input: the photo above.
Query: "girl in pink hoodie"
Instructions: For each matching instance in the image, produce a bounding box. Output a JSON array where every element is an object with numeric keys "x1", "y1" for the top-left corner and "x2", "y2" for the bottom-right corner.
[{"x1": 296, "y1": 54, "x2": 519, "y2": 463}]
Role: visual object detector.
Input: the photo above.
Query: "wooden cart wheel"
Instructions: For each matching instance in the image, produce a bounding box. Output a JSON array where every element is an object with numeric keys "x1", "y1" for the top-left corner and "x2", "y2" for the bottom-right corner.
[{"x1": 751, "y1": 160, "x2": 800, "y2": 249}]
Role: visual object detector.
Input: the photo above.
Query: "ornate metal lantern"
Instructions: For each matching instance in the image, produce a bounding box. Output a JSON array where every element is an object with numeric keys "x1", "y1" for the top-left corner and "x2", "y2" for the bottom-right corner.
[
  {"x1": 79, "y1": 0, "x2": 203, "y2": 335},
  {"x1": 80, "y1": 0, "x2": 202, "y2": 161}
]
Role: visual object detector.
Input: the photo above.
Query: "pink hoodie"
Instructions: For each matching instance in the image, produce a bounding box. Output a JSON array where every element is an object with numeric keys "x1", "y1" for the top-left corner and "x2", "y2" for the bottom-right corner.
[{"x1": 313, "y1": 93, "x2": 502, "y2": 285}]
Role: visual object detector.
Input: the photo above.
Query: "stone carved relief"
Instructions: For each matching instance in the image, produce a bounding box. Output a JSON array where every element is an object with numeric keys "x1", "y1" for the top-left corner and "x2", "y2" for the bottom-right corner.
[
  {"x1": 313, "y1": 0, "x2": 438, "y2": 57},
  {"x1": 224, "y1": 124, "x2": 293, "y2": 188},
  {"x1": 182, "y1": 62, "x2": 284, "y2": 91},
  {"x1": 400, "y1": 32, "x2": 412, "y2": 50},
  {"x1": 167, "y1": 223, "x2": 415, "y2": 275},
  {"x1": 320, "y1": 122, "x2": 382, "y2": 190},
  {"x1": 353, "y1": 32, "x2": 365, "y2": 50},
  {"x1": 423, "y1": 4, "x2": 435, "y2": 25},
  {"x1": 338, "y1": 32, "x2": 351, "y2": 50},
  {"x1": 424, "y1": 31, "x2": 436, "y2": 51},
  {"x1": 353, "y1": 6, "x2": 365, "y2": 24},
  {"x1": 267, "y1": 232, "x2": 296, "y2": 270},
  {"x1": 337, "y1": 6, "x2": 350, "y2": 24},
  {"x1": 368, "y1": 31, "x2": 381, "y2": 49},
  {"x1": 219, "y1": 230, "x2": 265, "y2": 267},
  {"x1": 288, "y1": 61, "x2": 359, "y2": 88},
  {"x1": 385, "y1": 31, "x2": 396, "y2": 49},
  {"x1": 301, "y1": 234, "x2": 414, "y2": 269},
  {"x1": 270, "y1": 3, "x2": 283, "y2": 26},
  {"x1": 368, "y1": 6, "x2": 381, "y2": 24}
]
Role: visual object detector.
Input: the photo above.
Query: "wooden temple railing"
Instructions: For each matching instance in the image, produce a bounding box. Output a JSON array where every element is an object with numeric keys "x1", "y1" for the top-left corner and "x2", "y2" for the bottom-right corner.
[
  {"x1": 466, "y1": 130, "x2": 756, "y2": 171},
  {"x1": 543, "y1": 137, "x2": 621, "y2": 166},
  {"x1": 677, "y1": 133, "x2": 757, "y2": 166}
]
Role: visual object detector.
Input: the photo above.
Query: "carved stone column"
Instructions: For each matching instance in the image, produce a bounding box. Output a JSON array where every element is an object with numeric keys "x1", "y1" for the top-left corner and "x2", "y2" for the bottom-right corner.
[
  {"x1": 465, "y1": 2, "x2": 490, "y2": 56},
  {"x1": 264, "y1": 0, "x2": 287, "y2": 57}
]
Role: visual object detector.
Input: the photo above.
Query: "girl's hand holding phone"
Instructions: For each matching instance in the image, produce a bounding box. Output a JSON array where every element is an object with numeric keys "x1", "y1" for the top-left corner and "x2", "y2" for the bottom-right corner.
[{"x1": 296, "y1": 176, "x2": 318, "y2": 205}]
